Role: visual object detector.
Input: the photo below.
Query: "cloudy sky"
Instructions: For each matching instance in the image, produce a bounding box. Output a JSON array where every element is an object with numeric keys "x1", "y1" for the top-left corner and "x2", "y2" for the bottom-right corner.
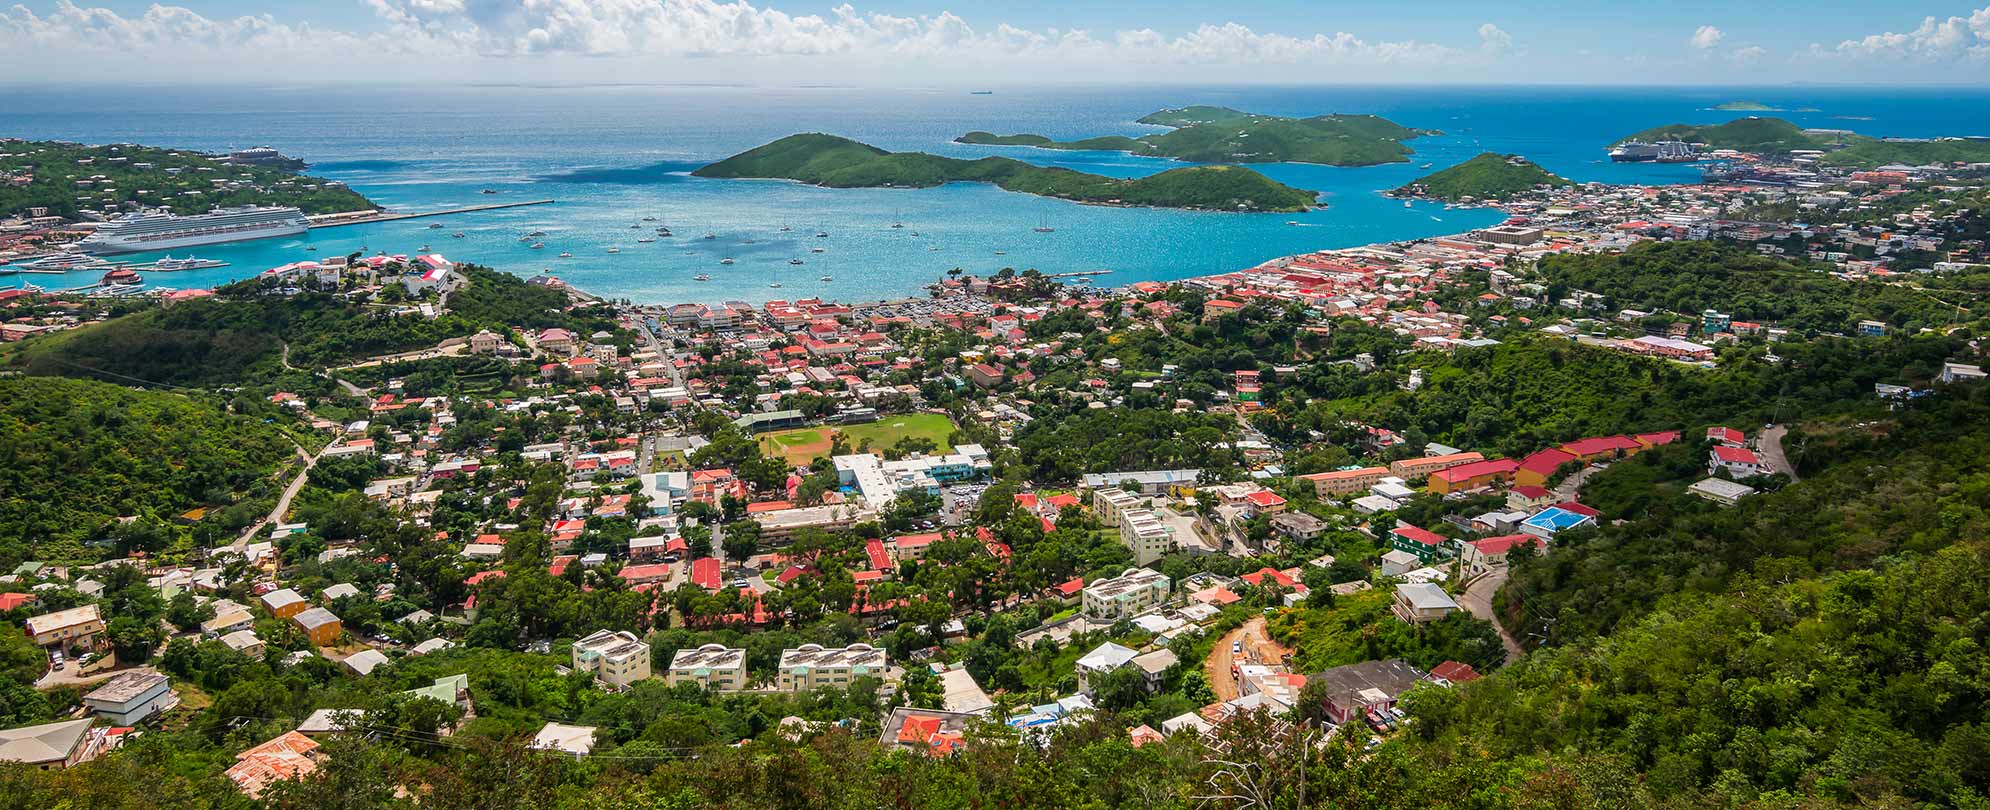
[{"x1": 3, "y1": 0, "x2": 1989, "y2": 85}]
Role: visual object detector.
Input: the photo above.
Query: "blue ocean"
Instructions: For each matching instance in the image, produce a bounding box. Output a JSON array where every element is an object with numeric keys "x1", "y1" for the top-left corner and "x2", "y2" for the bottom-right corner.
[{"x1": 6, "y1": 84, "x2": 1990, "y2": 304}]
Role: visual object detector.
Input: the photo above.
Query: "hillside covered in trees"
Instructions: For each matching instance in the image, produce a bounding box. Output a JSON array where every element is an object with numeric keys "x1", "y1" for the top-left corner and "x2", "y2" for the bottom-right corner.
[
  {"x1": 3, "y1": 265, "x2": 603, "y2": 387},
  {"x1": 959, "y1": 106, "x2": 1429, "y2": 166},
  {"x1": 696, "y1": 134, "x2": 1321, "y2": 212},
  {"x1": 0, "y1": 139, "x2": 375, "y2": 219},
  {"x1": 1533, "y1": 240, "x2": 1977, "y2": 333},
  {"x1": 0, "y1": 377, "x2": 298, "y2": 565},
  {"x1": 1393, "y1": 153, "x2": 1571, "y2": 202}
]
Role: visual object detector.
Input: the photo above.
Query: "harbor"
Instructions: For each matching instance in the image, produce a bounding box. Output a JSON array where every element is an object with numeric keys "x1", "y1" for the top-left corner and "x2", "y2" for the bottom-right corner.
[{"x1": 307, "y1": 199, "x2": 557, "y2": 229}]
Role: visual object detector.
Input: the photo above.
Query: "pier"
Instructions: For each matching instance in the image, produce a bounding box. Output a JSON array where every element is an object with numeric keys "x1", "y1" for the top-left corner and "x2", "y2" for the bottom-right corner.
[
  {"x1": 1047, "y1": 270, "x2": 1113, "y2": 278},
  {"x1": 307, "y1": 199, "x2": 556, "y2": 230}
]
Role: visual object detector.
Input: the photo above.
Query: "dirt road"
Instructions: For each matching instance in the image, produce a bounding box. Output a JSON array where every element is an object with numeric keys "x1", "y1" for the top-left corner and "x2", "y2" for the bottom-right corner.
[
  {"x1": 1458, "y1": 569, "x2": 1525, "y2": 666},
  {"x1": 1204, "y1": 617, "x2": 1295, "y2": 702}
]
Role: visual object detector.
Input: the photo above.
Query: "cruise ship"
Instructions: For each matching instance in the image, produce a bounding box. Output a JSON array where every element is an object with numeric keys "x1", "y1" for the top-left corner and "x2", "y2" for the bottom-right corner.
[
  {"x1": 1608, "y1": 140, "x2": 1697, "y2": 163},
  {"x1": 76, "y1": 206, "x2": 309, "y2": 254}
]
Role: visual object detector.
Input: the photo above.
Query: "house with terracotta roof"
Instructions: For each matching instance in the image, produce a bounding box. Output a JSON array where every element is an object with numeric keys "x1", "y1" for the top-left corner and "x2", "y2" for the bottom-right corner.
[
  {"x1": 1558, "y1": 435, "x2": 1645, "y2": 464},
  {"x1": 225, "y1": 731, "x2": 321, "y2": 798},
  {"x1": 1706, "y1": 426, "x2": 1747, "y2": 448},
  {"x1": 881, "y1": 707, "x2": 974, "y2": 756},
  {"x1": 1298, "y1": 466, "x2": 1391, "y2": 498},
  {"x1": 1460, "y1": 534, "x2": 1544, "y2": 576}
]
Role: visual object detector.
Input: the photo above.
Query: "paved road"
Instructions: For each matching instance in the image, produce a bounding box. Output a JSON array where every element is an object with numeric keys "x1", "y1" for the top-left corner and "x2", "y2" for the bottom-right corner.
[
  {"x1": 1458, "y1": 569, "x2": 1525, "y2": 667},
  {"x1": 1760, "y1": 424, "x2": 1801, "y2": 481},
  {"x1": 231, "y1": 444, "x2": 318, "y2": 549}
]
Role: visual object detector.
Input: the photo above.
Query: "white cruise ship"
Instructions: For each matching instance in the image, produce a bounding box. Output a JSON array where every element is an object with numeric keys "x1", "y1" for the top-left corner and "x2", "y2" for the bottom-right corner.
[{"x1": 77, "y1": 206, "x2": 308, "y2": 254}]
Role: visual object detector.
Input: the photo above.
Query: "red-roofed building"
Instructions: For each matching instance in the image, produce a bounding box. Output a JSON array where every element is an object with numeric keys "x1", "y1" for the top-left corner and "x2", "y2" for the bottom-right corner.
[
  {"x1": 864, "y1": 538, "x2": 892, "y2": 571},
  {"x1": 1239, "y1": 566, "x2": 1301, "y2": 590},
  {"x1": 1243, "y1": 490, "x2": 1288, "y2": 514},
  {"x1": 1388, "y1": 524, "x2": 1453, "y2": 563},
  {"x1": 1054, "y1": 577, "x2": 1085, "y2": 601},
  {"x1": 1514, "y1": 448, "x2": 1580, "y2": 488},
  {"x1": 620, "y1": 563, "x2": 673, "y2": 585},
  {"x1": 1189, "y1": 586, "x2": 1242, "y2": 606},
  {"x1": 1707, "y1": 426, "x2": 1747, "y2": 448},
  {"x1": 1635, "y1": 431, "x2": 1681, "y2": 449},
  {"x1": 890, "y1": 532, "x2": 944, "y2": 562},
  {"x1": 691, "y1": 558, "x2": 723, "y2": 591},
  {"x1": 1709, "y1": 446, "x2": 1763, "y2": 478},
  {"x1": 1426, "y1": 458, "x2": 1520, "y2": 495},
  {"x1": 1558, "y1": 435, "x2": 1644, "y2": 463},
  {"x1": 1429, "y1": 661, "x2": 1481, "y2": 684},
  {"x1": 0, "y1": 592, "x2": 35, "y2": 612},
  {"x1": 1461, "y1": 534, "x2": 1543, "y2": 575}
]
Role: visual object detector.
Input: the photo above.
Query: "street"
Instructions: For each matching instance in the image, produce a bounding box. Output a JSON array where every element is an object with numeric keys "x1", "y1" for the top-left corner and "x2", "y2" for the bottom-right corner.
[
  {"x1": 1759, "y1": 424, "x2": 1801, "y2": 481},
  {"x1": 1457, "y1": 569, "x2": 1525, "y2": 667}
]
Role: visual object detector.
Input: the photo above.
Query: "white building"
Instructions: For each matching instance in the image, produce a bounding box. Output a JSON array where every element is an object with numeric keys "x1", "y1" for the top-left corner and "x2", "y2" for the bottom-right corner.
[
  {"x1": 776, "y1": 643, "x2": 888, "y2": 692},
  {"x1": 572, "y1": 630, "x2": 652, "y2": 689},
  {"x1": 1081, "y1": 567, "x2": 1172, "y2": 620},
  {"x1": 665, "y1": 644, "x2": 747, "y2": 690}
]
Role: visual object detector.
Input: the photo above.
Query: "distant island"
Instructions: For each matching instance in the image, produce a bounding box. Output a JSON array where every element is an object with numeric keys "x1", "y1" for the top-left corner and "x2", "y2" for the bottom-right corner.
[
  {"x1": 0, "y1": 139, "x2": 375, "y2": 220},
  {"x1": 1614, "y1": 117, "x2": 1990, "y2": 168},
  {"x1": 1711, "y1": 101, "x2": 1818, "y2": 112},
  {"x1": 955, "y1": 105, "x2": 1434, "y2": 166},
  {"x1": 1393, "y1": 153, "x2": 1572, "y2": 202},
  {"x1": 693, "y1": 133, "x2": 1321, "y2": 213}
]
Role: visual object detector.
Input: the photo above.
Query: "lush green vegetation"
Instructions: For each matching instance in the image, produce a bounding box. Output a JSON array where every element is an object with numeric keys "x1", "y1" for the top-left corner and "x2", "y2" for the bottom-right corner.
[
  {"x1": 4, "y1": 265, "x2": 602, "y2": 386},
  {"x1": 1272, "y1": 589, "x2": 1507, "y2": 675},
  {"x1": 1394, "y1": 153, "x2": 1571, "y2": 202},
  {"x1": 0, "y1": 376, "x2": 297, "y2": 565},
  {"x1": 696, "y1": 134, "x2": 1319, "y2": 212},
  {"x1": 1533, "y1": 240, "x2": 1979, "y2": 333},
  {"x1": 0, "y1": 139, "x2": 375, "y2": 219},
  {"x1": 1822, "y1": 137, "x2": 1990, "y2": 168},
  {"x1": 956, "y1": 106, "x2": 1427, "y2": 166}
]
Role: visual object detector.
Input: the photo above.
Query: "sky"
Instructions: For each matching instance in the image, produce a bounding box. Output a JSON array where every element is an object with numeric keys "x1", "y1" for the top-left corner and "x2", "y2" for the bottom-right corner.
[{"x1": 2, "y1": 0, "x2": 1989, "y2": 85}]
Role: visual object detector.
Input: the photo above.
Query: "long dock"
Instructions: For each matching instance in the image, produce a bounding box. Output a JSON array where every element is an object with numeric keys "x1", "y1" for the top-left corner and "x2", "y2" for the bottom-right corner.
[{"x1": 307, "y1": 199, "x2": 555, "y2": 230}]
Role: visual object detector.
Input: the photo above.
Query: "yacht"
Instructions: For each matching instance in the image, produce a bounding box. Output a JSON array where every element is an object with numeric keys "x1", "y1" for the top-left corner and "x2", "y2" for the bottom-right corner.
[
  {"x1": 481, "y1": 189, "x2": 497, "y2": 194},
  {"x1": 702, "y1": 231, "x2": 716, "y2": 240},
  {"x1": 789, "y1": 258, "x2": 805, "y2": 265},
  {"x1": 76, "y1": 205, "x2": 307, "y2": 254},
  {"x1": 1033, "y1": 217, "x2": 1054, "y2": 233},
  {"x1": 637, "y1": 237, "x2": 656, "y2": 243},
  {"x1": 780, "y1": 224, "x2": 792, "y2": 232},
  {"x1": 719, "y1": 258, "x2": 735, "y2": 265},
  {"x1": 307, "y1": 246, "x2": 317, "y2": 251},
  {"x1": 656, "y1": 227, "x2": 672, "y2": 236},
  {"x1": 994, "y1": 250, "x2": 1007, "y2": 256},
  {"x1": 769, "y1": 282, "x2": 782, "y2": 288},
  {"x1": 820, "y1": 275, "x2": 833, "y2": 282},
  {"x1": 19, "y1": 253, "x2": 111, "y2": 271},
  {"x1": 1403, "y1": 200, "x2": 1413, "y2": 208},
  {"x1": 641, "y1": 216, "x2": 657, "y2": 222},
  {"x1": 149, "y1": 256, "x2": 228, "y2": 272},
  {"x1": 428, "y1": 223, "x2": 443, "y2": 229},
  {"x1": 814, "y1": 230, "x2": 829, "y2": 238},
  {"x1": 810, "y1": 247, "x2": 825, "y2": 253},
  {"x1": 694, "y1": 274, "x2": 712, "y2": 282},
  {"x1": 606, "y1": 247, "x2": 620, "y2": 254},
  {"x1": 530, "y1": 242, "x2": 546, "y2": 249},
  {"x1": 558, "y1": 251, "x2": 573, "y2": 258},
  {"x1": 528, "y1": 230, "x2": 547, "y2": 237},
  {"x1": 452, "y1": 232, "x2": 466, "y2": 238},
  {"x1": 419, "y1": 244, "x2": 432, "y2": 252}
]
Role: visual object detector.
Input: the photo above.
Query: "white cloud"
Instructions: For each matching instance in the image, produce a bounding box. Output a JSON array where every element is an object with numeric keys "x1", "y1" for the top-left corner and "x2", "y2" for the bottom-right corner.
[
  {"x1": 1729, "y1": 45, "x2": 1765, "y2": 64},
  {"x1": 1689, "y1": 25, "x2": 1724, "y2": 50},
  {"x1": 1809, "y1": 5, "x2": 1990, "y2": 61},
  {"x1": 0, "y1": 0, "x2": 1509, "y2": 81}
]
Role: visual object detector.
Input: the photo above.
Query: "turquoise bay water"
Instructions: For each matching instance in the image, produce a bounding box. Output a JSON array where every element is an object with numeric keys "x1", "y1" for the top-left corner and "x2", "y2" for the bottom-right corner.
[{"x1": 5, "y1": 84, "x2": 1990, "y2": 304}]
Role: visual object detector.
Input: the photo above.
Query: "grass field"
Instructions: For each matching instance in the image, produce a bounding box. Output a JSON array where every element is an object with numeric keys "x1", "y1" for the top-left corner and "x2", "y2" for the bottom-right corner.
[{"x1": 755, "y1": 413, "x2": 959, "y2": 466}]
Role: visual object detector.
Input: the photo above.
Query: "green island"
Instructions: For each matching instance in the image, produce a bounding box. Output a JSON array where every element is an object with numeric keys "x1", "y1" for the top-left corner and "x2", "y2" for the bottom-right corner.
[
  {"x1": 955, "y1": 105, "x2": 1431, "y2": 166},
  {"x1": 1392, "y1": 152, "x2": 1572, "y2": 202},
  {"x1": 693, "y1": 133, "x2": 1320, "y2": 213},
  {"x1": 1710, "y1": 101, "x2": 1818, "y2": 112},
  {"x1": 0, "y1": 139, "x2": 376, "y2": 219},
  {"x1": 1616, "y1": 116, "x2": 1990, "y2": 167}
]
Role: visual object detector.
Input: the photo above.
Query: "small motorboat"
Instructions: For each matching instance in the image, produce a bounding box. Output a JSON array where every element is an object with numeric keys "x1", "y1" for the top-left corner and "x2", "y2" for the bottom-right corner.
[
  {"x1": 452, "y1": 232, "x2": 466, "y2": 238},
  {"x1": 606, "y1": 247, "x2": 620, "y2": 254},
  {"x1": 820, "y1": 275, "x2": 833, "y2": 282},
  {"x1": 637, "y1": 237, "x2": 656, "y2": 243},
  {"x1": 789, "y1": 258, "x2": 805, "y2": 265},
  {"x1": 481, "y1": 189, "x2": 497, "y2": 194},
  {"x1": 558, "y1": 251, "x2": 573, "y2": 258},
  {"x1": 720, "y1": 258, "x2": 735, "y2": 265},
  {"x1": 769, "y1": 282, "x2": 783, "y2": 288},
  {"x1": 694, "y1": 274, "x2": 711, "y2": 281},
  {"x1": 810, "y1": 247, "x2": 825, "y2": 253},
  {"x1": 428, "y1": 223, "x2": 443, "y2": 229},
  {"x1": 530, "y1": 242, "x2": 545, "y2": 249}
]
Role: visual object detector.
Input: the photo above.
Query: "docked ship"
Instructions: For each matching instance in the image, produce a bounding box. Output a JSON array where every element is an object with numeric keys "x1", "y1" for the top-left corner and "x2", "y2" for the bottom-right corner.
[
  {"x1": 1608, "y1": 140, "x2": 1697, "y2": 163},
  {"x1": 77, "y1": 206, "x2": 309, "y2": 254}
]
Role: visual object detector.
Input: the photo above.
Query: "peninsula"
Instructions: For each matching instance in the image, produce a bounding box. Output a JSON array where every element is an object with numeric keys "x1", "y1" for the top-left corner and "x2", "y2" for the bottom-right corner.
[
  {"x1": 1613, "y1": 117, "x2": 1990, "y2": 168},
  {"x1": 956, "y1": 105, "x2": 1432, "y2": 166},
  {"x1": 0, "y1": 139, "x2": 375, "y2": 220},
  {"x1": 693, "y1": 133, "x2": 1320, "y2": 213},
  {"x1": 1394, "y1": 153, "x2": 1571, "y2": 202}
]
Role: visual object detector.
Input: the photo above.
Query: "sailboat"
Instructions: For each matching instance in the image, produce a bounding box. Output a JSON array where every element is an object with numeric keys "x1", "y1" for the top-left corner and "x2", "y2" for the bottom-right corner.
[{"x1": 1033, "y1": 216, "x2": 1054, "y2": 233}]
